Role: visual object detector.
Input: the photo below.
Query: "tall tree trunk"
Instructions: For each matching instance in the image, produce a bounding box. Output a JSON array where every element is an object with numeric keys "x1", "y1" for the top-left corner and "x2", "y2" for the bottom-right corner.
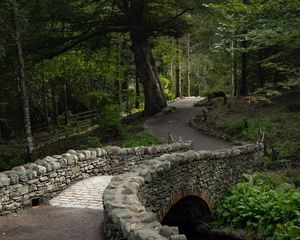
[
  {"x1": 135, "y1": 73, "x2": 140, "y2": 108},
  {"x1": 186, "y1": 34, "x2": 191, "y2": 97},
  {"x1": 51, "y1": 83, "x2": 59, "y2": 126},
  {"x1": 170, "y1": 37, "x2": 174, "y2": 87},
  {"x1": 117, "y1": 38, "x2": 122, "y2": 105},
  {"x1": 42, "y1": 69, "x2": 49, "y2": 126},
  {"x1": 63, "y1": 83, "x2": 69, "y2": 124},
  {"x1": 230, "y1": 34, "x2": 238, "y2": 96},
  {"x1": 130, "y1": 33, "x2": 167, "y2": 116},
  {"x1": 175, "y1": 38, "x2": 182, "y2": 98},
  {"x1": 90, "y1": 70, "x2": 95, "y2": 124},
  {"x1": 0, "y1": 126, "x2": 3, "y2": 143},
  {"x1": 240, "y1": 40, "x2": 247, "y2": 96},
  {"x1": 258, "y1": 49, "x2": 265, "y2": 88},
  {"x1": 14, "y1": 10, "x2": 34, "y2": 156}
]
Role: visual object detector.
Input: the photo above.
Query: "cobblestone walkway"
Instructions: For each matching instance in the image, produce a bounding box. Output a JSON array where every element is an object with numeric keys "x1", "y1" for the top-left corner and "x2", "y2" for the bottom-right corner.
[{"x1": 49, "y1": 176, "x2": 113, "y2": 210}]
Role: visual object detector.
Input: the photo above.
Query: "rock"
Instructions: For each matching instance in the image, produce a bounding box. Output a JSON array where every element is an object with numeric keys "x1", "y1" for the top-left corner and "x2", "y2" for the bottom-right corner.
[
  {"x1": 3, "y1": 171, "x2": 19, "y2": 184},
  {"x1": 159, "y1": 226, "x2": 179, "y2": 237},
  {"x1": 169, "y1": 235, "x2": 187, "y2": 240},
  {"x1": 0, "y1": 173, "x2": 10, "y2": 187},
  {"x1": 12, "y1": 166, "x2": 26, "y2": 172}
]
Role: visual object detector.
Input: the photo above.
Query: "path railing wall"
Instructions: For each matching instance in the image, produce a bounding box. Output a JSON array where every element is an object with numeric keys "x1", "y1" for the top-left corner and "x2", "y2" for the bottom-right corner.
[
  {"x1": 103, "y1": 143, "x2": 264, "y2": 240},
  {"x1": 0, "y1": 143, "x2": 191, "y2": 215}
]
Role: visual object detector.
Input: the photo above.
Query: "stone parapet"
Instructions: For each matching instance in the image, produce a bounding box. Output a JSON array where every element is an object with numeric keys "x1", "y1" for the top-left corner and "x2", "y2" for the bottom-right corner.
[
  {"x1": 0, "y1": 142, "x2": 191, "y2": 215},
  {"x1": 103, "y1": 143, "x2": 264, "y2": 240}
]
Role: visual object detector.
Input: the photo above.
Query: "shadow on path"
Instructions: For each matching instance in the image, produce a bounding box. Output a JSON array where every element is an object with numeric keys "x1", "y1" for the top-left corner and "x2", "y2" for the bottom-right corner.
[
  {"x1": 0, "y1": 98, "x2": 231, "y2": 240},
  {"x1": 144, "y1": 97, "x2": 231, "y2": 150}
]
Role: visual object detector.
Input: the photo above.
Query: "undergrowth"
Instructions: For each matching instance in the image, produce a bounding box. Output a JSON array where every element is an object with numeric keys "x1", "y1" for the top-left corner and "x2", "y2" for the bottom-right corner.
[
  {"x1": 215, "y1": 172, "x2": 300, "y2": 239},
  {"x1": 122, "y1": 132, "x2": 161, "y2": 148}
]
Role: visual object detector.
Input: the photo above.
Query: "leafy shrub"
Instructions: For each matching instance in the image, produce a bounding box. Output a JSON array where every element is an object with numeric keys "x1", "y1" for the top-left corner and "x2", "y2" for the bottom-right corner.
[
  {"x1": 98, "y1": 104, "x2": 123, "y2": 138},
  {"x1": 215, "y1": 172, "x2": 300, "y2": 239},
  {"x1": 122, "y1": 132, "x2": 161, "y2": 148},
  {"x1": 240, "y1": 117, "x2": 278, "y2": 141},
  {"x1": 160, "y1": 75, "x2": 175, "y2": 101},
  {"x1": 216, "y1": 117, "x2": 245, "y2": 136},
  {"x1": 273, "y1": 141, "x2": 298, "y2": 159}
]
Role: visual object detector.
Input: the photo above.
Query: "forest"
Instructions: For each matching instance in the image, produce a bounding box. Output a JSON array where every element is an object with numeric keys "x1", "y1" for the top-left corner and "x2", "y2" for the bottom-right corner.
[
  {"x1": 0, "y1": 0, "x2": 300, "y2": 239},
  {"x1": 1, "y1": 0, "x2": 299, "y2": 159}
]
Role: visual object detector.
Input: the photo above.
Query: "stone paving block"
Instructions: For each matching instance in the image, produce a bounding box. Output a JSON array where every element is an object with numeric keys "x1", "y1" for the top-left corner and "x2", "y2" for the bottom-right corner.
[{"x1": 50, "y1": 175, "x2": 112, "y2": 210}]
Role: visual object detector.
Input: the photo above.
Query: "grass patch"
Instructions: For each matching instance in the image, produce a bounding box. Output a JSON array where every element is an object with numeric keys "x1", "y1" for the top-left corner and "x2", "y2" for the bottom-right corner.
[
  {"x1": 78, "y1": 136, "x2": 102, "y2": 150},
  {"x1": 122, "y1": 132, "x2": 161, "y2": 148},
  {"x1": 213, "y1": 98, "x2": 300, "y2": 162}
]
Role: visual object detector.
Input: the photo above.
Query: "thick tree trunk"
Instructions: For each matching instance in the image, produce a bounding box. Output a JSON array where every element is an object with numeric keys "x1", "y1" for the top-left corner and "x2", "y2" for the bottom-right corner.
[
  {"x1": 230, "y1": 34, "x2": 238, "y2": 96},
  {"x1": 14, "y1": 13, "x2": 34, "y2": 156},
  {"x1": 130, "y1": 33, "x2": 167, "y2": 116},
  {"x1": 175, "y1": 38, "x2": 182, "y2": 98},
  {"x1": 240, "y1": 40, "x2": 247, "y2": 96},
  {"x1": 51, "y1": 83, "x2": 59, "y2": 125}
]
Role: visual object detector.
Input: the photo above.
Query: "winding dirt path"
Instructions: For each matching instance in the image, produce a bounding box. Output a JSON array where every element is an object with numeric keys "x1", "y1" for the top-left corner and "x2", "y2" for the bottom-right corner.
[
  {"x1": 145, "y1": 97, "x2": 231, "y2": 150},
  {"x1": 0, "y1": 98, "x2": 231, "y2": 240}
]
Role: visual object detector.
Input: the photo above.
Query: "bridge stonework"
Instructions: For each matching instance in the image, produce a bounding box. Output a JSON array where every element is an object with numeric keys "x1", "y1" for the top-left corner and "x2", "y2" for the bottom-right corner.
[
  {"x1": 103, "y1": 143, "x2": 264, "y2": 240},
  {"x1": 0, "y1": 143, "x2": 190, "y2": 215}
]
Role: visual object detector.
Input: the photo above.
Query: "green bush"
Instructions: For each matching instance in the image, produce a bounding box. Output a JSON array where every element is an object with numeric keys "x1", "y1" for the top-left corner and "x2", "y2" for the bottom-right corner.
[
  {"x1": 98, "y1": 104, "x2": 123, "y2": 138},
  {"x1": 215, "y1": 172, "x2": 300, "y2": 239},
  {"x1": 240, "y1": 117, "x2": 279, "y2": 141},
  {"x1": 122, "y1": 132, "x2": 161, "y2": 148}
]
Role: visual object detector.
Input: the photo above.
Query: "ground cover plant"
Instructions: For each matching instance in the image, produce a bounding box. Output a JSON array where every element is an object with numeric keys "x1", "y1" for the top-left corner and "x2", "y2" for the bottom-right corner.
[{"x1": 215, "y1": 172, "x2": 300, "y2": 239}]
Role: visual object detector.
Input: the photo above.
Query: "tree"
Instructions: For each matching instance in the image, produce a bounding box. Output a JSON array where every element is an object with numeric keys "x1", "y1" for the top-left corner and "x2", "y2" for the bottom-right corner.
[
  {"x1": 0, "y1": 0, "x2": 34, "y2": 155},
  {"x1": 23, "y1": 0, "x2": 192, "y2": 116}
]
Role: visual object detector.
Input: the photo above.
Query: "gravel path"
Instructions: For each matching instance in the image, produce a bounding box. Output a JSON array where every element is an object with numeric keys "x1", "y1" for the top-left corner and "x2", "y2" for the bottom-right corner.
[
  {"x1": 144, "y1": 97, "x2": 231, "y2": 150},
  {"x1": 0, "y1": 97, "x2": 231, "y2": 240}
]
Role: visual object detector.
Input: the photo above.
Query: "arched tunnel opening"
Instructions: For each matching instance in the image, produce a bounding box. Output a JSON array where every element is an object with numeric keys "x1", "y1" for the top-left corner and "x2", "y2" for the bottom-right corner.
[{"x1": 161, "y1": 196, "x2": 239, "y2": 240}]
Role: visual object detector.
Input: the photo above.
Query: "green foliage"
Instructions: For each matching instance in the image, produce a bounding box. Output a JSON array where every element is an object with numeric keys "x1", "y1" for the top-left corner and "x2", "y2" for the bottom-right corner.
[
  {"x1": 0, "y1": 156, "x2": 25, "y2": 172},
  {"x1": 272, "y1": 141, "x2": 298, "y2": 159},
  {"x1": 78, "y1": 136, "x2": 101, "y2": 150},
  {"x1": 98, "y1": 105, "x2": 123, "y2": 138},
  {"x1": 122, "y1": 132, "x2": 161, "y2": 148},
  {"x1": 217, "y1": 116, "x2": 279, "y2": 141},
  {"x1": 122, "y1": 88, "x2": 136, "y2": 114},
  {"x1": 210, "y1": 0, "x2": 300, "y2": 93},
  {"x1": 88, "y1": 90, "x2": 113, "y2": 107},
  {"x1": 160, "y1": 75, "x2": 175, "y2": 101},
  {"x1": 240, "y1": 118, "x2": 278, "y2": 141},
  {"x1": 215, "y1": 172, "x2": 300, "y2": 239}
]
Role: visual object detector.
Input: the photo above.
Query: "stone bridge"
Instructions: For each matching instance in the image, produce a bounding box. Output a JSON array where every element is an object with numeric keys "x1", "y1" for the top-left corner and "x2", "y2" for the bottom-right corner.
[
  {"x1": 103, "y1": 143, "x2": 264, "y2": 240},
  {"x1": 0, "y1": 142, "x2": 263, "y2": 240}
]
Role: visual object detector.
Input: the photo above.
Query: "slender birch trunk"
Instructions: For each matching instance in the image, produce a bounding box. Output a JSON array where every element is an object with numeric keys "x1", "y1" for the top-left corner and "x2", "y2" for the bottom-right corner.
[{"x1": 14, "y1": 7, "x2": 34, "y2": 155}]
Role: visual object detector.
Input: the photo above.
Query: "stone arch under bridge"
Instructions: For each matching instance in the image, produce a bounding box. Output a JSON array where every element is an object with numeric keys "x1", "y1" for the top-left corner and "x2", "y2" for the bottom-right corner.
[
  {"x1": 103, "y1": 143, "x2": 264, "y2": 240},
  {"x1": 161, "y1": 195, "x2": 211, "y2": 239}
]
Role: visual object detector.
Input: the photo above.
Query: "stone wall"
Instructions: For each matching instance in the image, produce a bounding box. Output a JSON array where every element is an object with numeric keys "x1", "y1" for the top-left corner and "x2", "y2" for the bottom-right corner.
[
  {"x1": 103, "y1": 143, "x2": 264, "y2": 240},
  {"x1": 0, "y1": 143, "x2": 191, "y2": 215}
]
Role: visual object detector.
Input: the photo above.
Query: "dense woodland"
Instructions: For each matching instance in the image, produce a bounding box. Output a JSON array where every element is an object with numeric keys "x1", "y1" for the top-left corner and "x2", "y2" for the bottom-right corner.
[
  {"x1": 0, "y1": 0, "x2": 299, "y2": 157},
  {"x1": 0, "y1": 1, "x2": 300, "y2": 238}
]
